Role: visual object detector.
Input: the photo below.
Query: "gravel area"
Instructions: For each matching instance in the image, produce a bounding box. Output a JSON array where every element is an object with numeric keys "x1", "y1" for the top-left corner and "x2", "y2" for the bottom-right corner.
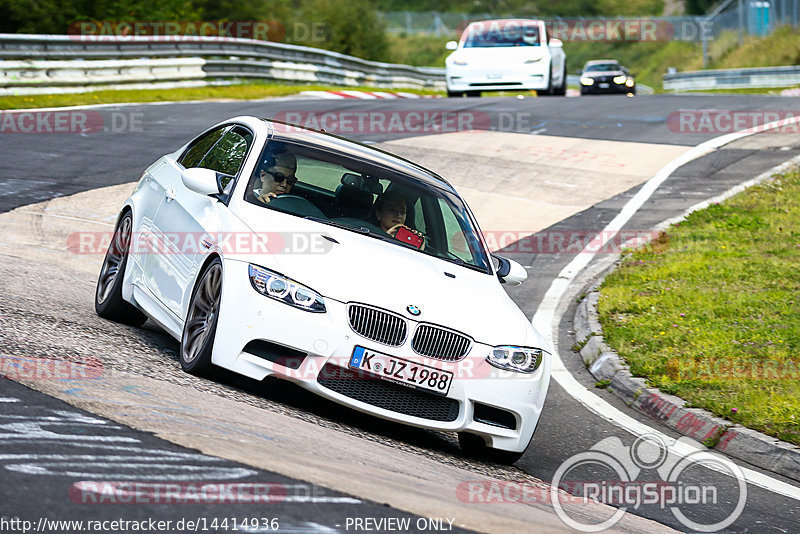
[{"x1": 0, "y1": 252, "x2": 544, "y2": 485}]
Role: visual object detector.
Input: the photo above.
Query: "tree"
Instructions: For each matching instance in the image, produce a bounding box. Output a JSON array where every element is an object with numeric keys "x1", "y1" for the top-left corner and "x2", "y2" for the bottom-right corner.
[{"x1": 298, "y1": 0, "x2": 390, "y2": 61}]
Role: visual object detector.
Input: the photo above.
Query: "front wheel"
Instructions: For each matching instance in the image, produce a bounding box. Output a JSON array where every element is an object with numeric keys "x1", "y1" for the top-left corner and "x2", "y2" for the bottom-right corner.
[
  {"x1": 447, "y1": 90, "x2": 463, "y2": 98},
  {"x1": 95, "y1": 210, "x2": 148, "y2": 326},
  {"x1": 180, "y1": 258, "x2": 223, "y2": 376},
  {"x1": 458, "y1": 432, "x2": 525, "y2": 465}
]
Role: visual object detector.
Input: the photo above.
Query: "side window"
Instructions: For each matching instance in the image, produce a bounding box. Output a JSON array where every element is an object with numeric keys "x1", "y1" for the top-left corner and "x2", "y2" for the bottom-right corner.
[
  {"x1": 179, "y1": 127, "x2": 226, "y2": 168},
  {"x1": 198, "y1": 127, "x2": 252, "y2": 187},
  {"x1": 438, "y1": 197, "x2": 472, "y2": 262}
]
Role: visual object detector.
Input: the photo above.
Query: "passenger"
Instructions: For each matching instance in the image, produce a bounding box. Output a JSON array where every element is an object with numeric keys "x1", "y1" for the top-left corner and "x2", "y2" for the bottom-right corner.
[
  {"x1": 373, "y1": 191, "x2": 425, "y2": 249},
  {"x1": 254, "y1": 151, "x2": 297, "y2": 203}
]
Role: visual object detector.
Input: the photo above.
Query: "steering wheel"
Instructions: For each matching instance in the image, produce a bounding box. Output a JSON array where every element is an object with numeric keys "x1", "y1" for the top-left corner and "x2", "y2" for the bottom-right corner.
[{"x1": 273, "y1": 194, "x2": 308, "y2": 201}]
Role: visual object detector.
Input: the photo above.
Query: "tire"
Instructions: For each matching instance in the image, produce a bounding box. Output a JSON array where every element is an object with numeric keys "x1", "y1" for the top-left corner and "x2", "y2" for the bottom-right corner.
[
  {"x1": 447, "y1": 90, "x2": 463, "y2": 98},
  {"x1": 541, "y1": 76, "x2": 554, "y2": 96},
  {"x1": 466, "y1": 91, "x2": 481, "y2": 97},
  {"x1": 458, "y1": 432, "x2": 525, "y2": 465},
  {"x1": 553, "y1": 63, "x2": 567, "y2": 96},
  {"x1": 95, "y1": 210, "x2": 148, "y2": 326},
  {"x1": 179, "y1": 258, "x2": 223, "y2": 376}
]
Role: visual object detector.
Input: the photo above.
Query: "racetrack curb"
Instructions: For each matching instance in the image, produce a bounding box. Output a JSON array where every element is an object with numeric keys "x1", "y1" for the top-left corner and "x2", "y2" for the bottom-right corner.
[{"x1": 572, "y1": 158, "x2": 800, "y2": 483}]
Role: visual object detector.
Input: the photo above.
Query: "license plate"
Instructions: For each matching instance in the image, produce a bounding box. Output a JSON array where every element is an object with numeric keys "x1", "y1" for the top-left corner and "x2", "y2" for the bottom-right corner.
[
  {"x1": 487, "y1": 74, "x2": 502, "y2": 79},
  {"x1": 349, "y1": 346, "x2": 453, "y2": 396},
  {"x1": 599, "y1": 83, "x2": 610, "y2": 88}
]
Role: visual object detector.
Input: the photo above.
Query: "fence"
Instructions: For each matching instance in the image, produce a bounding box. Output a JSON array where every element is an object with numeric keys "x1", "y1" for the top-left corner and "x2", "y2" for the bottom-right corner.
[
  {"x1": 381, "y1": 1, "x2": 800, "y2": 42},
  {"x1": 663, "y1": 64, "x2": 800, "y2": 90},
  {"x1": 0, "y1": 34, "x2": 445, "y2": 95}
]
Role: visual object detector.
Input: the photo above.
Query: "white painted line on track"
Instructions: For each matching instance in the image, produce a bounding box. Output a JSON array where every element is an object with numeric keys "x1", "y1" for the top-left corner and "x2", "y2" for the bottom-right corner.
[
  {"x1": 13, "y1": 210, "x2": 115, "y2": 226},
  {"x1": 532, "y1": 116, "x2": 800, "y2": 500}
]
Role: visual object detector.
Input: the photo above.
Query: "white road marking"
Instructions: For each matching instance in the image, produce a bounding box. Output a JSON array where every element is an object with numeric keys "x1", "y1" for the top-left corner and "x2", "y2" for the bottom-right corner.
[
  {"x1": 532, "y1": 116, "x2": 800, "y2": 501},
  {"x1": 543, "y1": 180, "x2": 579, "y2": 189},
  {"x1": 13, "y1": 210, "x2": 115, "y2": 226},
  {"x1": 0, "y1": 398, "x2": 20, "y2": 403}
]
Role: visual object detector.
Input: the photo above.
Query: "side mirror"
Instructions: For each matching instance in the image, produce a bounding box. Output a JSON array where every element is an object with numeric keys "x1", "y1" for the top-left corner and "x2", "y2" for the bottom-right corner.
[
  {"x1": 445, "y1": 40, "x2": 458, "y2": 50},
  {"x1": 182, "y1": 167, "x2": 222, "y2": 196},
  {"x1": 548, "y1": 38, "x2": 563, "y2": 48},
  {"x1": 493, "y1": 255, "x2": 527, "y2": 286}
]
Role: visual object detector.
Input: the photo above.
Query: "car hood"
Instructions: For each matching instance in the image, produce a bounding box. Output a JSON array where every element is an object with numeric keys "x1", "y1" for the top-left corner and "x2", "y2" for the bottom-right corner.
[
  {"x1": 236, "y1": 215, "x2": 537, "y2": 347},
  {"x1": 583, "y1": 70, "x2": 626, "y2": 78}
]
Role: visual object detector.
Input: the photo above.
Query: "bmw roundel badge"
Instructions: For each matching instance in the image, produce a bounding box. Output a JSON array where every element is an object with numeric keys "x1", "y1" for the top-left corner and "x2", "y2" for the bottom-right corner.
[{"x1": 407, "y1": 305, "x2": 421, "y2": 316}]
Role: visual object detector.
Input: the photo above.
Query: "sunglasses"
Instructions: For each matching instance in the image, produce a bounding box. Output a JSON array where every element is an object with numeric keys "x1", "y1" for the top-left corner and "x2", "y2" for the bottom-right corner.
[{"x1": 261, "y1": 169, "x2": 298, "y2": 185}]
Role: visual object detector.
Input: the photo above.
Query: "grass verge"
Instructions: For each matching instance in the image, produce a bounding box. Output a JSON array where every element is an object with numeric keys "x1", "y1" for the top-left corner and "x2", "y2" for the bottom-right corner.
[
  {"x1": 597, "y1": 168, "x2": 800, "y2": 445},
  {"x1": 0, "y1": 82, "x2": 444, "y2": 111}
]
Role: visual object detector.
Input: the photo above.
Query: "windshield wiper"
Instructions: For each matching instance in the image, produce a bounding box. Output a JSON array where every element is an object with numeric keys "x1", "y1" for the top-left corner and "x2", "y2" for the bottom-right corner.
[
  {"x1": 304, "y1": 216, "x2": 371, "y2": 235},
  {"x1": 438, "y1": 254, "x2": 490, "y2": 273}
]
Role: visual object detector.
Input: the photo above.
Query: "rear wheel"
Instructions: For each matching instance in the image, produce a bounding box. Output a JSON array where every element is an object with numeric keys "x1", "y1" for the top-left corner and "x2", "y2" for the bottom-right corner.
[
  {"x1": 458, "y1": 432, "x2": 525, "y2": 465},
  {"x1": 180, "y1": 258, "x2": 223, "y2": 376},
  {"x1": 95, "y1": 210, "x2": 148, "y2": 326},
  {"x1": 553, "y1": 63, "x2": 567, "y2": 96}
]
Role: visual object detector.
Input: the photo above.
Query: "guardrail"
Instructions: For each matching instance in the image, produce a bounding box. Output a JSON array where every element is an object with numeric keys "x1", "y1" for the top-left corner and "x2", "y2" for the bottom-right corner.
[
  {"x1": 0, "y1": 34, "x2": 446, "y2": 95},
  {"x1": 663, "y1": 65, "x2": 800, "y2": 91}
]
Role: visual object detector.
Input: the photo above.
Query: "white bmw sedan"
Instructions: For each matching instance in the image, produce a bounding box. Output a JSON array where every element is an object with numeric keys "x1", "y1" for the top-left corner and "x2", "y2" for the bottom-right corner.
[{"x1": 95, "y1": 116, "x2": 551, "y2": 463}]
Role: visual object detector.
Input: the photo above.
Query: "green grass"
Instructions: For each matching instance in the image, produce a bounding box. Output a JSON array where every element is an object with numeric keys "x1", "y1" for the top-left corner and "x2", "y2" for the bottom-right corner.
[
  {"x1": 597, "y1": 169, "x2": 800, "y2": 445},
  {"x1": 0, "y1": 82, "x2": 444, "y2": 111}
]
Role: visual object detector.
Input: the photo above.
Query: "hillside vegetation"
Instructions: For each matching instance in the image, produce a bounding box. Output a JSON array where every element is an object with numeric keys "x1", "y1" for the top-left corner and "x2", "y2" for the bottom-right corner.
[{"x1": 389, "y1": 26, "x2": 800, "y2": 91}]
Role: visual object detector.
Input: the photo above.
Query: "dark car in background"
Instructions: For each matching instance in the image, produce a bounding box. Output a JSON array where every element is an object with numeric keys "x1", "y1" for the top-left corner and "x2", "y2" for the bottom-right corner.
[{"x1": 579, "y1": 60, "x2": 636, "y2": 95}]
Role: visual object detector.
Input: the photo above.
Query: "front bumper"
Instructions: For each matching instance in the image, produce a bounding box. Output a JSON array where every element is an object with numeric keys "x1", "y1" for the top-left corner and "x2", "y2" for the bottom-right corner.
[
  {"x1": 447, "y1": 65, "x2": 551, "y2": 92},
  {"x1": 212, "y1": 259, "x2": 550, "y2": 452},
  {"x1": 581, "y1": 81, "x2": 635, "y2": 94}
]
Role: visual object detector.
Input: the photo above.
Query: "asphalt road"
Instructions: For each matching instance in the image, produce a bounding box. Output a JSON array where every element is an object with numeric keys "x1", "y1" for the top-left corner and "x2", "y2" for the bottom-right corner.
[{"x1": 2, "y1": 94, "x2": 800, "y2": 532}]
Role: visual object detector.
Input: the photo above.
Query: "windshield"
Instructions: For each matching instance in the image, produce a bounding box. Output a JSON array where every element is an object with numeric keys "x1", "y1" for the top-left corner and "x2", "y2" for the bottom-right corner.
[
  {"x1": 244, "y1": 139, "x2": 491, "y2": 273},
  {"x1": 463, "y1": 22, "x2": 541, "y2": 48},
  {"x1": 585, "y1": 63, "x2": 622, "y2": 72}
]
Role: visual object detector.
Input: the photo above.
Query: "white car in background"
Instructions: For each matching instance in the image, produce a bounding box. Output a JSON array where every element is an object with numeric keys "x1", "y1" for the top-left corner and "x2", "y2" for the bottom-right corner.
[
  {"x1": 95, "y1": 116, "x2": 552, "y2": 463},
  {"x1": 445, "y1": 18, "x2": 567, "y2": 97}
]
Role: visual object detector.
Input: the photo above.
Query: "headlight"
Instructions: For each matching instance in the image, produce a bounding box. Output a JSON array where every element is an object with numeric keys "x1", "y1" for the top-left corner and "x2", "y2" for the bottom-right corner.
[
  {"x1": 486, "y1": 346, "x2": 545, "y2": 373},
  {"x1": 613, "y1": 75, "x2": 627, "y2": 84},
  {"x1": 625, "y1": 78, "x2": 635, "y2": 87},
  {"x1": 524, "y1": 57, "x2": 543, "y2": 64},
  {"x1": 580, "y1": 77, "x2": 594, "y2": 86},
  {"x1": 452, "y1": 59, "x2": 468, "y2": 66},
  {"x1": 248, "y1": 264, "x2": 326, "y2": 313}
]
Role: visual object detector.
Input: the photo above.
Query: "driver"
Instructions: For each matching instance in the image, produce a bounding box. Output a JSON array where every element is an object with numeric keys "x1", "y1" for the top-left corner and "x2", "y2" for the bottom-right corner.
[{"x1": 255, "y1": 151, "x2": 297, "y2": 203}]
